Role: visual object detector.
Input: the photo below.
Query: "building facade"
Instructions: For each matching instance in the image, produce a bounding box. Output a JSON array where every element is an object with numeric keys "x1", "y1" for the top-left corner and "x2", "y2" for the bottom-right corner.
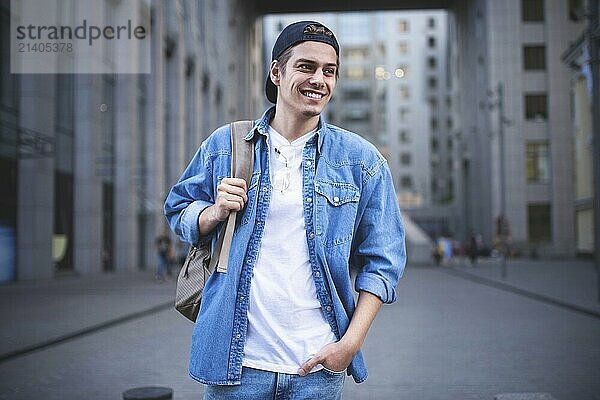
[
  {"x1": 454, "y1": 0, "x2": 585, "y2": 256},
  {"x1": 0, "y1": 0, "x2": 263, "y2": 281}
]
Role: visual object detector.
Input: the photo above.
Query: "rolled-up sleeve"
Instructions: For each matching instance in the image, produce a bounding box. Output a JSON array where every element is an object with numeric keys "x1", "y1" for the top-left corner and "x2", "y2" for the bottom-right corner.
[
  {"x1": 351, "y1": 160, "x2": 406, "y2": 304},
  {"x1": 164, "y1": 144, "x2": 215, "y2": 246}
]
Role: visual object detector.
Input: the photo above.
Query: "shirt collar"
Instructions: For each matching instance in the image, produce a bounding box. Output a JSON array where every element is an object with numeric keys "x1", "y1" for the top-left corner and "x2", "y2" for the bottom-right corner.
[{"x1": 245, "y1": 106, "x2": 327, "y2": 153}]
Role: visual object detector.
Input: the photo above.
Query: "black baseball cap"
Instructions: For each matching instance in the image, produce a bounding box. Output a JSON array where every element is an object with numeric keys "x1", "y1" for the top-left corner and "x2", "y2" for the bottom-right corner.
[{"x1": 265, "y1": 21, "x2": 340, "y2": 104}]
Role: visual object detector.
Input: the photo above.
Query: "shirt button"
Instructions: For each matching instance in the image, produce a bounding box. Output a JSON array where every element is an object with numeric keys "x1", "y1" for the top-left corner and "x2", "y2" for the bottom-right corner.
[
  {"x1": 315, "y1": 271, "x2": 321, "y2": 277},
  {"x1": 262, "y1": 187, "x2": 268, "y2": 192},
  {"x1": 236, "y1": 333, "x2": 241, "y2": 339},
  {"x1": 309, "y1": 233, "x2": 315, "y2": 239},
  {"x1": 333, "y1": 196, "x2": 340, "y2": 203},
  {"x1": 306, "y1": 160, "x2": 312, "y2": 167},
  {"x1": 240, "y1": 296, "x2": 244, "y2": 301},
  {"x1": 306, "y1": 197, "x2": 312, "y2": 203},
  {"x1": 326, "y1": 306, "x2": 332, "y2": 312}
]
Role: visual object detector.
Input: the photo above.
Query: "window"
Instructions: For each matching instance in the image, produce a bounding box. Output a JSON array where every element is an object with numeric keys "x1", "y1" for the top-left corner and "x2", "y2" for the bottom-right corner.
[
  {"x1": 345, "y1": 67, "x2": 367, "y2": 79},
  {"x1": 428, "y1": 77, "x2": 438, "y2": 89},
  {"x1": 431, "y1": 137, "x2": 439, "y2": 151},
  {"x1": 344, "y1": 109, "x2": 371, "y2": 124},
  {"x1": 447, "y1": 118, "x2": 453, "y2": 130},
  {"x1": 400, "y1": 153, "x2": 411, "y2": 166},
  {"x1": 522, "y1": 0, "x2": 544, "y2": 22},
  {"x1": 428, "y1": 37, "x2": 436, "y2": 48},
  {"x1": 428, "y1": 18, "x2": 436, "y2": 28},
  {"x1": 400, "y1": 175, "x2": 413, "y2": 189},
  {"x1": 398, "y1": 20, "x2": 409, "y2": 32},
  {"x1": 525, "y1": 93, "x2": 547, "y2": 120},
  {"x1": 344, "y1": 48, "x2": 369, "y2": 60},
  {"x1": 428, "y1": 56, "x2": 437, "y2": 69},
  {"x1": 526, "y1": 142, "x2": 550, "y2": 182},
  {"x1": 528, "y1": 203, "x2": 551, "y2": 242},
  {"x1": 399, "y1": 107, "x2": 410, "y2": 121},
  {"x1": 343, "y1": 88, "x2": 369, "y2": 101},
  {"x1": 431, "y1": 118, "x2": 438, "y2": 131},
  {"x1": 398, "y1": 41, "x2": 409, "y2": 55},
  {"x1": 399, "y1": 130, "x2": 410, "y2": 143},
  {"x1": 399, "y1": 85, "x2": 410, "y2": 100},
  {"x1": 523, "y1": 46, "x2": 546, "y2": 70}
]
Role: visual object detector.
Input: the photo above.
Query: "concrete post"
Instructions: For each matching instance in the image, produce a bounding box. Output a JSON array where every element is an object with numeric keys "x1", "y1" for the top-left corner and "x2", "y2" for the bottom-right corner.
[{"x1": 17, "y1": 75, "x2": 55, "y2": 280}]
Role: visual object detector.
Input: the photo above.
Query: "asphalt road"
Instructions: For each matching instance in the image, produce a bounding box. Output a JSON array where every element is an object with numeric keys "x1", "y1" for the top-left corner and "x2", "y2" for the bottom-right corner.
[{"x1": 0, "y1": 266, "x2": 598, "y2": 400}]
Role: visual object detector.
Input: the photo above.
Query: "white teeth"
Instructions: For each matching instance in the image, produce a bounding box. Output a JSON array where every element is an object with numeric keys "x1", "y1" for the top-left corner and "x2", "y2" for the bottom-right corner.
[{"x1": 302, "y1": 91, "x2": 323, "y2": 99}]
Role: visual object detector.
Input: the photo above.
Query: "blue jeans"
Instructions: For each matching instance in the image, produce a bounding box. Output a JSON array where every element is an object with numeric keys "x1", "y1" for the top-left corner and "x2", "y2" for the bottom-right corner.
[{"x1": 203, "y1": 366, "x2": 345, "y2": 400}]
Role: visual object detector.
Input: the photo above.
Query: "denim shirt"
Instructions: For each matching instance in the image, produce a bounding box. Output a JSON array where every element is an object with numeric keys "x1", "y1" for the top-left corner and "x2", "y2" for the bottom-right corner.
[{"x1": 164, "y1": 107, "x2": 406, "y2": 385}]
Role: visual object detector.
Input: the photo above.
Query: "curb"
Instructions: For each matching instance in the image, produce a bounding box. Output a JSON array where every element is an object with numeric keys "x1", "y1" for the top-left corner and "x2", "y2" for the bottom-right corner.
[
  {"x1": 441, "y1": 267, "x2": 600, "y2": 320},
  {"x1": 0, "y1": 301, "x2": 173, "y2": 364}
]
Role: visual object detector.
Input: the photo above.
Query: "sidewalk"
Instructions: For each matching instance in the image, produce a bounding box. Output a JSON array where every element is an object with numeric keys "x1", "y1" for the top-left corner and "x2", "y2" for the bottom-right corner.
[
  {"x1": 0, "y1": 269, "x2": 177, "y2": 360},
  {"x1": 447, "y1": 256, "x2": 600, "y2": 316}
]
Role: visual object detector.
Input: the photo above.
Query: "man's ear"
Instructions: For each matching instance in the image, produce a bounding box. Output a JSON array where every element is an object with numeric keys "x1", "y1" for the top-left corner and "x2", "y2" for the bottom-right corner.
[{"x1": 269, "y1": 60, "x2": 280, "y2": 86}]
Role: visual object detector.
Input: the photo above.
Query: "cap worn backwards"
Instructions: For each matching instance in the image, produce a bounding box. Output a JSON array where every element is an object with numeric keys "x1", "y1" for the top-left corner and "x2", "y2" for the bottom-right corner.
[{"x1": 265, "y1": 21, "x2": 339, "y2": 104}]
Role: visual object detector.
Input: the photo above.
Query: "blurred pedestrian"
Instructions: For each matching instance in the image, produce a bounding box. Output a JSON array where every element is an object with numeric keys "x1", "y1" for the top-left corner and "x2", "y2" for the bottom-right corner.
[
  {"x1": 433, "y1": 233, "x2": 452, "y2": 267},
  {"x1": 155, "y1": 229, "x2": 172, "y2": 282},
  {"x1": 467, "y1": 232, "x2": 479, "y2": 266},
  {"x1": 432, "y1": 238, "x2": 443, "y2": 266}
]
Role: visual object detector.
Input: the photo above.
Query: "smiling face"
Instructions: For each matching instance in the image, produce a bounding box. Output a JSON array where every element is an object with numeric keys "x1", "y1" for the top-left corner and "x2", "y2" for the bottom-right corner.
[{"x1": 270, "y1": 41, "x2": 338, "y2": 121}]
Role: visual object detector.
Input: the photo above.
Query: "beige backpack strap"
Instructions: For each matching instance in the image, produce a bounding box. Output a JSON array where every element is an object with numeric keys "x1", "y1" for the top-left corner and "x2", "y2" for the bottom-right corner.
[{"x1": 208, "y1": 120, "x2": 255, "y2": 274}]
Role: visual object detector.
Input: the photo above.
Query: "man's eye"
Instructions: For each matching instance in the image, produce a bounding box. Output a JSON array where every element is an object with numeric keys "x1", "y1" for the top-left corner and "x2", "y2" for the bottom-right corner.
[
  {"x1": 325, "y1": 69, "x2": 335, "y2": 75},
  {"x1": 299, "y1": 64, "x2": 311, "y2": 70}
]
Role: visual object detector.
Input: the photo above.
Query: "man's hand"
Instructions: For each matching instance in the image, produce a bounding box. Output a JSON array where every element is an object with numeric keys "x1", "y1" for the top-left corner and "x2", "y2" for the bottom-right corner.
[
  {"x1": 298, "y1": 339, "x2": 357, "y2": 376},
  {"x1": 199, "y1": 177, "x2": 248, "y2": 236},
  {"x1": 298, "y1": 291, "x2": 383, "y2": 377},
  {"x1": 212, "y1": 178, "x2": 248, "y2": 221}
]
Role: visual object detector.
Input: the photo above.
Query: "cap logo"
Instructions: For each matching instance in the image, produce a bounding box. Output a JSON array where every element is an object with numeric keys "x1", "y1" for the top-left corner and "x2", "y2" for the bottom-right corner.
[{"x1": 303, "y1": 23, "x2": 333, "y2": 37}]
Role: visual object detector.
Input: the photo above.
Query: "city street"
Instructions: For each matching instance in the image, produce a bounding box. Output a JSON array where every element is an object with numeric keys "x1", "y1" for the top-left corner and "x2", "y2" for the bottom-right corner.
[{"x1": 0, "y1": 262, "x2": 598, "y2": 399}]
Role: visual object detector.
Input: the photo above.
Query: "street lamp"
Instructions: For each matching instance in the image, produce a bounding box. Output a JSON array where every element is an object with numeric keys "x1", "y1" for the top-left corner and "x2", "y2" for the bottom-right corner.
[{"x1": 486, "y1": 82, "x2": 512, "y2": 280}]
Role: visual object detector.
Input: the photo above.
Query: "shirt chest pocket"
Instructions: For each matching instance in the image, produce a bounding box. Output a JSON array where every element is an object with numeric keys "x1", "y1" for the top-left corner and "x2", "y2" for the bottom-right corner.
[{"x1": 314, "y1": 180, "x2": 360, "y2": 247}]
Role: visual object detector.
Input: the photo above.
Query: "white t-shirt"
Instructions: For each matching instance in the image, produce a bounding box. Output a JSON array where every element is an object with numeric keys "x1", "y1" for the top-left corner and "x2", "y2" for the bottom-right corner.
[{"x1": 242, "y1": 125, "x2": 337, "y2": 374}]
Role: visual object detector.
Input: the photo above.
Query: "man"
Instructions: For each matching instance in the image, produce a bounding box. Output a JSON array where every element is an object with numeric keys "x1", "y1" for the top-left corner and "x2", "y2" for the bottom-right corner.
[
  {"x1": 165, "y1": 21, "x2": 406, "y2": 399},
  {"x1": 155, "y1": 228, "x2": 172, "y2": 281}
]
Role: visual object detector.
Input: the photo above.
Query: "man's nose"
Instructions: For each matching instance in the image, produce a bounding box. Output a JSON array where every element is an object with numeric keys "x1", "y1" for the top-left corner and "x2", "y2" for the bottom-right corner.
[{"x1": 309, "y1": 69, "x2": 325, "y2": 86}]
